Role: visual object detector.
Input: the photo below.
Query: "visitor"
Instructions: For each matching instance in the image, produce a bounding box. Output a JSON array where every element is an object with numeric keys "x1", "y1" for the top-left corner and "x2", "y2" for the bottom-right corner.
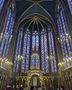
[
  {"x1": 19, "y1": 85, "x2": 23, "y2": 90},
  {"x1": 12, "y1": 85, "x2": 16, "y2": 90},
  {"x1": 16, "y1": 85, "x2": 19, "y2": 90},
  {"x1": 57, "y1": 88, "x2": 60, "y2": 90},
  {"x1": 6, "y1": 84, "x2": 12, "y2": 90},
  {"x1": 49, "y1": 84, "x2": 53, "y2": 90}
]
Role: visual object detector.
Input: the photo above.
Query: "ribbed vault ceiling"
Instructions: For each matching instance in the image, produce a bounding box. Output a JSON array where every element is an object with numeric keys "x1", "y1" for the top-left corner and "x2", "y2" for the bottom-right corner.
[
  {"x1": 16, "y1": 0, "x2": 56, "y2": 21},
  {"x1": 16, "y1": 0, "x2": 56, "y2": 31},
  {"x1": 19, "y1": 15, "x2": 52, "y2": 32}
]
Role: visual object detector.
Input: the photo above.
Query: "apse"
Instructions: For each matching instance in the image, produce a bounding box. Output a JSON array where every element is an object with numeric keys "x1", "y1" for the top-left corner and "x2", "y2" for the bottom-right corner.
[
  {"x1": 0, "y1": 0, "x2": 72, "y2": 89},
  {"x1": 13, "y1": 15, "x2": 57, "y2": 74}
]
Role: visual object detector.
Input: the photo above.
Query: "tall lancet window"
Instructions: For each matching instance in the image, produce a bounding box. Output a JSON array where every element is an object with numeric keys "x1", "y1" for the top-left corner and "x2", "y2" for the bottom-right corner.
[
  {"x1": 0, "y1": 7, "x2": 14, "y2": 57},
  {"x1": 48, "y1": 27, "x2": 57, "y2": 73},
  {"x1": 67, "y1": 0, "x2": 72, "y2": 14},
  {"x1": 0, "y1": 0, "x2": 4, "y2": 11},
  {"x1": 31, "y1": 54, "x2": 39, "y2": 69},
  {"x1": 32, "y1": 31, "x2": 39, "y2": 51},
  {"x1": 31, "y1": 31, "x2": 39, "y2": 69},
  {"x1": 22, "y1": 30, "x2": 30, "y2": 72},
  {"x1": 13, "y1": 30, "x2": 23, "y2": 72},
  {"x1": 57, "y1": 8, "x2": 72, "y2": 69},
  {"x1": 41, "y1": 30, "x2": 49, "y2": 72}
]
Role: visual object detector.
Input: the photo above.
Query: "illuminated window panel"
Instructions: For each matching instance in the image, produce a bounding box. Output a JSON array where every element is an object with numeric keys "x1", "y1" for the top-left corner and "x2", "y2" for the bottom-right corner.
[
  {"x1": 61, "y1": 10, "x2": 72, "y2": 57},
  {"x1": 31, "y1": 56, "x2": 35, "y2": 68},
  {"x1": 0, "y1": 8, "x2": 14, "y2": 58},
  {"x1": 3, "y1": 9, "x2": 11, "y2": 34},
  {"x1": 0, "y1": 8, "x2": 11, "y2": 55},
  {"x1": 57, "y1": 7, "x2": 72, "y2": 69},
  {"x1": 44, "y1": 34, "x2": 49, "y2": 72},
  {"x1": 41, "y1": 34, "x2": 45, "y2": 71},
  {"x1": 31, "y1": 56, "x2": 35, "y2": 69},
  {"x1": 41, "y1": 31, "x2": 49, "y2": 72},
  {"x1": 31, "y1": 55, "x2": 39, "y2": 69},
  {"x1": 32, "y1": 31, "x2": 39, "y2": 51},
  {"x1": 60, "y1": 10, "x2": 72, "y2": 64},
  {"x1": 22, "y1": 31, "x2": 30, "y2": 72},
  {"x1": 36, "y1": 55, "x2": 39, "y2": 67},
  {"x1": 13, "y1": 30, "x2": 23, "y2": 72},
  {"x1": 60, "y1": 10, "x2": 68, "y2": 34},
  {"x1": 0, "y1": 9, "x2": 11, "y2": 51},
  {"x1": 32, "y1": 34, "x2": 35, "y2": 51},
  {"x1": 6, "y1": 20, "x2": 14, "y2": 56},
  {"x1": 36, "y1": 33, "x2": 39, "y2": 51},
  {"x1": 57, "y1": 17, "x2": 68, "y2": 68},
  {"x1": 48, "y1": 28, "x2": 57, "y2": 73},
  {"x1": 21, "y1": 34, "x2": 27, "y2": 72},
  {"x1": 67, "y1": 0, "x2": 72, "y2": 14},
  {"x1": 36, "y1": 55, "x2": 39, "y2": 69},
  {"x1": 25, "y1": 33, "x2": 30, "y2": 70},
  {"x1": 57, "y1": 16, "x2": 63, "y2": 36},
  {"x1": 0, "y1": 0, "x2": 4, "y2": 11},
  {"x1": 3, "y1": 17, "x2": 14, "y2": 57},
  {"x1": 31, "y1": 31, "x2": 39, "y2": 69}
]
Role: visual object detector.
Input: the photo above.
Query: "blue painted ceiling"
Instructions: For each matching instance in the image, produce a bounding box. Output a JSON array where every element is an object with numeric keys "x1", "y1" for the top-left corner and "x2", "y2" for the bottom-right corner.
[
  {"x1": 16, "y1": 0, "x2": 56, "y2": 31},
  {"x1": 16, "y1": 0, "x2": 56, "y2": 21}
]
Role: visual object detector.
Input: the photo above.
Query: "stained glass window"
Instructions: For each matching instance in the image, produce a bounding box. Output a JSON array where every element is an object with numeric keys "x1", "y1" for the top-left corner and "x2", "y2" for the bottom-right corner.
[
  {"x1": 13, "y1": 30, "x2": 23, "y2": 72},
  {"x1": 41, "y1": 30, "x2": 49, "y2": 72},
  {"x1": 31, "y1": 31, "x2": 39, "y2": 69},
  {"x1": 32, "y1": 31, "x2": 39, "y2": 51},
  {"x1": 48, "y1": 27, "x2": 57, "y2": 73},
  {"x1": 31, "y1": 54, "x2": 39, "y2": 69},
  {"x1": 57, "y1": 7, "x2": 72, "y2": 69},
  {"x1": 32, "y1": 34, "x2": 35, "y2": 51},
  {"x1": 21, "y1": 30, "x2": 30, "y2": 72},
  {"x1": 67, "y1": 0, "x2": 72, "y2": 14},
  {"x1": 0, "y1": 7, "x2": 14, "y2": 57},
  {"x1": 0, "y1": 0, "x2": 4, "y2": 11}
]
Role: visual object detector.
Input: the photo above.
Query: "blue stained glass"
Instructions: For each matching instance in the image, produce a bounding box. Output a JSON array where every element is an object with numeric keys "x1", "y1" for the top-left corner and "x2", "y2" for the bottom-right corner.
[
  {"x1": 0, "y1": 9, "x2": 11, "y2": 55},
  {"x1": 21, "y1": 34, "x2": 27, "y2": 71},
  {"x1": 0, "y1": 7, "x2": 14, "y2": 58},
  {"x1": 0, "y1": 0, "x2": 4, "y2": 11},
  {"x1": 41, "y1": 34, "x2": 45, "y2": 71},
  {"x1": 32, "y1": 56, "x2": 35, "y2": 66},
  {"x1": 22, "y1": 30, "x2": 30, "y2": 72},
  {"x1": 60, "y1": 10, "x2": 72, "y2": 56},
  {"x1": 32, "y1": 35, "x2": 35, "y2": 50},
  {"x1": 13, "y1": 30, "x2": 23, "y2": 72},
  {"x1": 25, "y1": 33, "x2": 30, "y2": 70},
  {"x1": 60, "y1": 10, "x2": 68, "y2": 34},
  {"x1": 32, "y1": 32, "x2": 39, "y2": 51},
  {"x1": 57, "y1": 6, "x2": 72, "y2": 69},
  {"x1": 41, "y1": 31, "x2": 49, "y2": 72},
  {"x1": 3, "y1": 37, "x2": 9, "y2": 57},
  {"x1": 48, "y1": 28, "x2": 57, "y2": 73},
  {"x1": 6, "y1": 35, "x2": 12, "y2": 56},
  {"x1": 31, "y1": 31, "x2": 39, "y2": 69},
  {"x1": 36, "y1": 33, "x2": 39, "y2": 51},
  {"x1": 31, "y1": 54, "x2": 39, "y2": 69},
  {"x1": 3, "y1": 17, "x2": 14, "y2": 57},
  {"x1": 2, "y1": 9, "x2": 11, "y2": 37},
  {"x1": 32, "y1": 56, "x2": 35, "y2": 67},
  {"x1": 0, "y1": 37, "x2": 5, "y2": 55},
  {"x1": 67, "y1": 0, "x2": 72, "y2": 14}
]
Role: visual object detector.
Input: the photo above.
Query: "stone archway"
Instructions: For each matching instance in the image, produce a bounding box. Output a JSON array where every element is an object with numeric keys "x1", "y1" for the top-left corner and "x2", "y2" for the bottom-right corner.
[
  {"x1": 27, "y1": 70, "x2": 43, "y2": 89},
  {"x1": 30, "y1": 75, "x2": 41, "y2": 87},
  {"x1": 31, "y1": 52, "x2": 40, "y2": 70}
]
